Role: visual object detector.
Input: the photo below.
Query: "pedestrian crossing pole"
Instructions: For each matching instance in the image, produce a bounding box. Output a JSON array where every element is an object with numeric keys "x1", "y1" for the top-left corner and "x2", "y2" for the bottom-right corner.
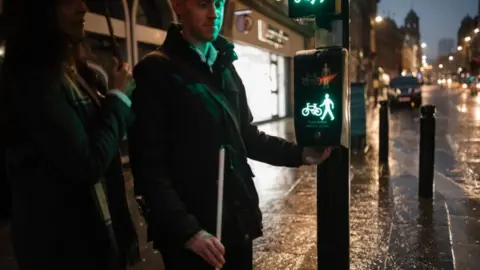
[
  {"x1": 315, "y1": 1, "x2": 350, "y2": 269},
  {"x1": 290, "y1": 0, "x2": 351, "y2": 269}
]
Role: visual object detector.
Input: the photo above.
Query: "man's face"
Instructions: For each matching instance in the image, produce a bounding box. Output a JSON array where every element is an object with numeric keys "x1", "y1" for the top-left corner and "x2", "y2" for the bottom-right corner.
[
  {"x1": 57, "y1": 0, "x2": 88, "y2": 42},
  {"x1": 174, "y1": 0, "x2": 226, "y2": 42}
]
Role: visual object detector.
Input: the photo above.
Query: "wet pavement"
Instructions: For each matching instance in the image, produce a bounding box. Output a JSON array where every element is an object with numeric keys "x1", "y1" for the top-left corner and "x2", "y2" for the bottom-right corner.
[
  {"x1": 253, "y1": 101, "x2": 455, "y2": 269},
  {"x1": 418, "y1": 85, "x2": 480, "y2": 269},
  {"x1": 2, "y1": 85, "x2": 480, "y2": 269}
]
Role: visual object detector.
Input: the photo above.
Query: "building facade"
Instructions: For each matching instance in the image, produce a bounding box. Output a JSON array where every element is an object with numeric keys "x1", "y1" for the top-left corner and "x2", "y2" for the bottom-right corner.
[
  {"x1": 375, "y1": 17, "x2": 403, "y2": 78},
  {"x1": 349, "y1": 0, "x2": 381, "y2": 96},
  {"x1": 227, "y1": 0, "x2": 314, "y2": 121},
  {"x1": 400, "y1": 10, "x2": 421, "y2": 75},
  {"x1": 457, "y1": 15, "x2": 476, "y2": 70}
]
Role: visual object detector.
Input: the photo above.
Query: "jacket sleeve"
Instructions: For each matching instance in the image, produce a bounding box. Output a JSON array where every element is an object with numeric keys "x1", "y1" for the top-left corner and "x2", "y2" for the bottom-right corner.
[
  {"x1": 11, "y1": 75, "x2": 134, "y2": 186},
  {"x1": 128, "y1": 58, "x2": 201, "y2": 248},
  {"x1": 233, "y1": 68, "x2": 305, "y2": 167}
]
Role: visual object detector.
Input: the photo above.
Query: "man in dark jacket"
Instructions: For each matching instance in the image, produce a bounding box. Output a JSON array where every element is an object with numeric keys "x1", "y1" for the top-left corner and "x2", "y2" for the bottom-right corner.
[{"x1": 128, "y1": 0, "x2": 332, "y2": 269}]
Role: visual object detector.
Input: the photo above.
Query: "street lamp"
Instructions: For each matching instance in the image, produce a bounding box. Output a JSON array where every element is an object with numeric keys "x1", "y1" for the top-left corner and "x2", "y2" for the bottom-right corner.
[
  {"x1": 465, "y1": 36, "x2": 472, "y2": 42},
  {"x1": 449, "y1": 56, "x2": 454, "y2": 61},
  {"x1": 421, "y1": 42, "x2": 427, "y2": 48},
  {"x1": 439, "y1": 64, "x2": 443, "y2": 68},
  {"x1": 475, "y1": 28, "x2": 479, "y2": 34},
  {"x1": 374, "y1": 16, "x2": 383, "y2": 23},
  {"x1": 422, "y1": 55, "x2": 427, "y2": 60},
  {"x1": 458, "y1": 46, "x2": 463, "y2": 51}
]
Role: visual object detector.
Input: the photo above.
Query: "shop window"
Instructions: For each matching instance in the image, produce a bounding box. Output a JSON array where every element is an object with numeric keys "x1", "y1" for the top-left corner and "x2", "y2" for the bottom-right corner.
[{"x1": 233, "y1": 42, "x2": 288, "y2": 122}]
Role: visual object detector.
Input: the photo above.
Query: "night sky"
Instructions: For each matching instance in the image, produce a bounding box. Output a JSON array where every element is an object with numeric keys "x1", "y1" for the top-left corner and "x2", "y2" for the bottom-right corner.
[{"x1": 378, "y1": 0, "x2": 477, "y2": 60}]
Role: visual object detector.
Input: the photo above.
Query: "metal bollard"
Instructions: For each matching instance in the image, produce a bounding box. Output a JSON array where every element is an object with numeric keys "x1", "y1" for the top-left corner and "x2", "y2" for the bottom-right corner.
[
  {"x1": 419, "y1": 105, "x2": 436, "y2": 199},
  {"x1": 379, "y1": 100, "x2": 389, "y2": 165}
]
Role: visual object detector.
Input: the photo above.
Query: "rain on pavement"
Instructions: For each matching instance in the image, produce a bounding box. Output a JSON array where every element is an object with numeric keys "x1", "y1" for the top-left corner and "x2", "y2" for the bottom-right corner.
[{"x1": 3, "y1": 84, "x2": 480, "y2": 269}]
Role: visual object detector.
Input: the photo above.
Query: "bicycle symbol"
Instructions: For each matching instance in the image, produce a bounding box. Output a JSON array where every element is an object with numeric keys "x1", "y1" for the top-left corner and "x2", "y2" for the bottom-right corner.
[
  {"x1": 301, "y1": 103, "x2": 323, "y2": 117},
  {"x1": 300, "y1": 94, "x2": 335, "y2": 121}
]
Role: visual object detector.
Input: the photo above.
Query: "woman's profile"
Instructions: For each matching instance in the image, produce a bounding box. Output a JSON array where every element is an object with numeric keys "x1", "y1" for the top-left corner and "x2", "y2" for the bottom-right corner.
[{"x1": 0, "y1": 1, "x2": 140, "y2": 269}]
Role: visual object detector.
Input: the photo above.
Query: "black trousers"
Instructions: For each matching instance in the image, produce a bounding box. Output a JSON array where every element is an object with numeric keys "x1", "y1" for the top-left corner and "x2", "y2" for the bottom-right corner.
[{"x1": 162, "y1": 241, "x2": 253, "y2": 270}]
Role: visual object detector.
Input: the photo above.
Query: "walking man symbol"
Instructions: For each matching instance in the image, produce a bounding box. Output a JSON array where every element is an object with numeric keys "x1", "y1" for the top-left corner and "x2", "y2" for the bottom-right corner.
[{"x1": 320, "y1": 94, "x2": 334, "y2": 121}]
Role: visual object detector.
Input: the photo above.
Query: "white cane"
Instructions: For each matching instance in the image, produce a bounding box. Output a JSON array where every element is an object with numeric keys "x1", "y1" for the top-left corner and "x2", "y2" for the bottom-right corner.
[{"x1": 216, "y1": 147, "x2": 225, "y2": 270}]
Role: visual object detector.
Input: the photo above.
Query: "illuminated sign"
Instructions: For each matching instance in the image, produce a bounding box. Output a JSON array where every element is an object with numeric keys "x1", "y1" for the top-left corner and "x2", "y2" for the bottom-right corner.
[
  {"x1": 294, "y1": 0, "x2": 325, "y2": 4},
  {"x1": 236, "y1": 14, "x2": 254, "y2": 33},
  {"x1": 258, "y1": 20, "x2": 289, "y2": 49},
  {"x1": 301, "y1": 103, "x2": 323, "y2": 117},
  {"x1": 288, "y1": 0, "x2": 337, "y2": 19},
  {"x1": 320, "y1": 63, "x2": 335, "y2": 88},
  {"x1": 301, "y1": 64, "x2": 337, "y2": 87},
  {"x1": 301, "y1": 94, "x2": 335, "y2": 121},
  {"x1": 294, "y1": 47, "x2": 349, "y2": 147}
]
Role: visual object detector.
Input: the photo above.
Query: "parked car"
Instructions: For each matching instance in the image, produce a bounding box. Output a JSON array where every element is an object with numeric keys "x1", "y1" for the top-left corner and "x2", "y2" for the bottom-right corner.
[
  {"x1": 387, "y1": 76, "x2": 422, "y2": 108},
  {"x1": 469, "y1": 78, "x2": 479, "y2": 96}
]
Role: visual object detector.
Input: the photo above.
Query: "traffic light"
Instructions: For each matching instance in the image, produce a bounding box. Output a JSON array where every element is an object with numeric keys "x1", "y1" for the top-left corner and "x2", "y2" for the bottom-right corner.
[
  {"x1": 288, "y1": 0, "x2": 338, "y2": 19},
  {"x1": 294, "y1": 47, "x2": 350, "y2": 148}
]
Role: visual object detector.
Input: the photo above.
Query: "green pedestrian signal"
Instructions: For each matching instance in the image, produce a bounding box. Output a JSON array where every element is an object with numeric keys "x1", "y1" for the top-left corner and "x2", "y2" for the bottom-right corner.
[
  {"x1": 293, "y1": 0, "x2": 325, "y2": 4},
  {"x1": 294, "y1": 47, "x2": 349, "y2": 148},
  {"x1": 288, "y1": 0, "x2": 338, "y2": 19},
  {"x1": 300, "y1": 94, "x2": 336, "y2": 121}
]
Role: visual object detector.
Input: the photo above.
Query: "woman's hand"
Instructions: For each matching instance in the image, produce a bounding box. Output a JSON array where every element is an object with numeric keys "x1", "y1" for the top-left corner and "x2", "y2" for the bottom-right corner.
[{"x1": 111, "y1": 57, "x2": 130, "y2": 92}]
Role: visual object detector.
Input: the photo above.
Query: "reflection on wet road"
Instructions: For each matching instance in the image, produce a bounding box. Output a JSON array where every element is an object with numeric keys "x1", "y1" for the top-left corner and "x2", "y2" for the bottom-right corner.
[
  {"x1": 3, "y1": 86, "x2": 480, "y2": 269},
  {"x1": 389, "y1": 84, "x2": 480, "y2": 269}
]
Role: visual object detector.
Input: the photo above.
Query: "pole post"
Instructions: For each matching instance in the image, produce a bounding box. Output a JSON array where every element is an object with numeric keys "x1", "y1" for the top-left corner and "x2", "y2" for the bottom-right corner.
[
  {"x1": 418, "y1": 104, "x2": 436, "y2": 199},
  {"x1": 316, "y1": 0, "x2": 350, "y2": 269},
  {"x1": 378, "y1": 100, "x2": 389, "y2": 165}
]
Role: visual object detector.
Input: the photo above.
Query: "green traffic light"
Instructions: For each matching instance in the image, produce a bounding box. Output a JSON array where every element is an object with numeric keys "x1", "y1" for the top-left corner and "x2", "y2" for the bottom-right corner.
[
  {"x1": 300, "y1": 94, "x2": 335, "y2": 121},
  {"x1": 294, "y1": 0, "x2": 325, "y2": 4}
]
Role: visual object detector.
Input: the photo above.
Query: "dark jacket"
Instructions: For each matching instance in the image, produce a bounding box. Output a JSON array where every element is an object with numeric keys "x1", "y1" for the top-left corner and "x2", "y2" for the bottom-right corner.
[
  {"x1": 128, "y1": 24, "x2": 304, "y2": 255},
  {"x1": 4, "y1": 65, "x2": 138, "y2": 270}
]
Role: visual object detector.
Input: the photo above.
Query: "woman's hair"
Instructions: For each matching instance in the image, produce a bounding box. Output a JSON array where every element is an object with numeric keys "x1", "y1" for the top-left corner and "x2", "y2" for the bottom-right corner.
[
  {"x1": 0, "y1": 1, "x2": 103, "y2": 139},
  {"x1": 0, "y1": 1, "x2": 102, "y2": 98},
  {"x1": 1, "y1": 1, "x2": 69, "y2": 85}
]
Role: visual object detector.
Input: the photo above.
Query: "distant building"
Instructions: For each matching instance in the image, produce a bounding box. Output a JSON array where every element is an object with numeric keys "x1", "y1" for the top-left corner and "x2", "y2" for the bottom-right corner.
[
  {"x1": 347, "y1": 0, "x2": 379, "y2": 98},
  {"x1": 438, "y1": 38, "x2": 455, "y2": 57},
  {"x1": 375, "y1": 17, "x2": 403, "y2": 77},
  {"x1": 401, "y1": 9, "x2": 422, "y2": 74}
]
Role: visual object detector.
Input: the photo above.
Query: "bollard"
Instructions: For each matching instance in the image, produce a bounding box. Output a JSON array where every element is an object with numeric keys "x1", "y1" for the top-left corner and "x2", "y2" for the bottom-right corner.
[
  {"x1": 379, "y1": 100, "x2": 389, "y2": 165},
  {"x1": 419, "y1": 105, "x2": 436, "y2": 199}
]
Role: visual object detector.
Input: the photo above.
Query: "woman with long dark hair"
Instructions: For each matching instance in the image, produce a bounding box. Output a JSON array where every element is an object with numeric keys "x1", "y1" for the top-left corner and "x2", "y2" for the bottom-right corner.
[{"x1": 0, "y1": 1, "x2": 140, "y2": 269}]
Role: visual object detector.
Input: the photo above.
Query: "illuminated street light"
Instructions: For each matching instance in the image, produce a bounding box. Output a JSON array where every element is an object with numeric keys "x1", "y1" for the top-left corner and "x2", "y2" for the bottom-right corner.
[
  {"x1": 465, "y1": 36, "x2": 472, "y2": 42},
  {"x1": 449, "y1": 56, "x2": 454, "y2": 61},
  {"x1": 422, "y1": 55, "x2": 427, "y2": 60},
  {"x1": 439, "y1": 64, "x2": 443, "y2": 68},
  {"x1": 375, "y1": 16, "x2": 383, "y2": 23},
  {"x1": 458, "y1": 46, "x2": 463, "y2": 51},
  {"x1": 421, "y1": 42, "x2": 427, "y2": 48},
  {"x1": 475, "y1": 28, "x2": 479, "y2": 34}
]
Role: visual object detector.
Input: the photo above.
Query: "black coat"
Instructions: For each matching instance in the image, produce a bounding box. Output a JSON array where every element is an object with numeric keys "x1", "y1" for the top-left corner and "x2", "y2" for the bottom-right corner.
[
  {"x1": 4, "y1": 66, "x2": 138, "y2": 270},
  {"x1": 128, "y1": 24, "x2": 304, "y2": 256}
]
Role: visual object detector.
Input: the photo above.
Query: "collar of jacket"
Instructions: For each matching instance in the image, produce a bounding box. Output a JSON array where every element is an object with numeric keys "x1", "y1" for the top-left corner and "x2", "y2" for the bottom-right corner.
[{"x1": 162, "y1": 23, "x2": 238, "y2": 66}]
